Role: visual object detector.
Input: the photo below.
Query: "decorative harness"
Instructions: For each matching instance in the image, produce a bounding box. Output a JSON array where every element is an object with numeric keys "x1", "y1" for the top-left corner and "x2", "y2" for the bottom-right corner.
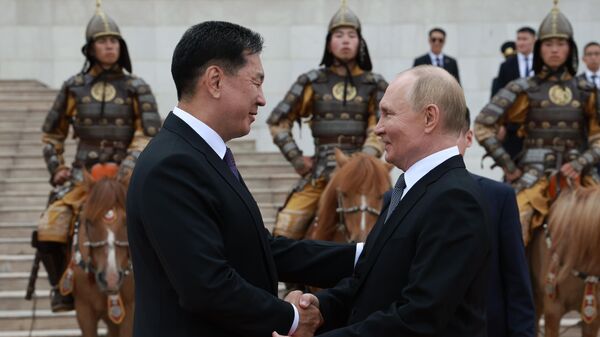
[
  {"x1": 335, "y1": 190, "x2": 380, "y2": 242},
  {"x1": 543, "y1": 223, "x2": 599, "y2": 324}
]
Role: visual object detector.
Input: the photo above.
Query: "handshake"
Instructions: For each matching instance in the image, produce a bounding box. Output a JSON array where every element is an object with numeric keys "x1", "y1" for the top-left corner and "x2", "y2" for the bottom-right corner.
[{"x1": 272, "y1": 290, "x2": 323, "y2": 337}]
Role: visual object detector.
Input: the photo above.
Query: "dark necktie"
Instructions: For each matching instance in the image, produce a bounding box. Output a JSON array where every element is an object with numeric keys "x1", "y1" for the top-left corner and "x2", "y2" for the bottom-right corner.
[
  {"x1": 592, "y1": 74, "x2": 598, "y2": 88},
  {"x1": 524, "y1": 57, "x2": 530, "y2": 77},
  {"x1": 436, "y1": 57, "x2": 442, "y2": 67},
  {"x1": 223, "y1": 147, "x2": 239, "y2": 180},
  {"x1": 385, "y1": 174, "x2": 406, "y2": 223}
]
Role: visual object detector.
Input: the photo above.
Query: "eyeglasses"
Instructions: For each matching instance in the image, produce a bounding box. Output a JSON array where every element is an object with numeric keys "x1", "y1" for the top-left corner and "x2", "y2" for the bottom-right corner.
[{"x1": 430, "y1": 38, "x2": 445, "y2": 43}]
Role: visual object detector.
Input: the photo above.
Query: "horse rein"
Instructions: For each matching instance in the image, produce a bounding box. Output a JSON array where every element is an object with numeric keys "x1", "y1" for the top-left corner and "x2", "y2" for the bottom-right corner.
[{"x1": 335, "y1": 190, "x2": 381, "y2": 242}]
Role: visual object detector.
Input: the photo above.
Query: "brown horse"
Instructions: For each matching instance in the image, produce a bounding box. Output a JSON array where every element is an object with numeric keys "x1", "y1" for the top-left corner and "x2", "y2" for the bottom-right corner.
[
  {"x1": 59, "y1": 165, "x2": 134, "y2": 337},
  {"x1": 529, "y1": 185, "x2": 600, "y2": 337},
  {"x1": 307, "y1": 148, "x2": 392, "y2": 243}
]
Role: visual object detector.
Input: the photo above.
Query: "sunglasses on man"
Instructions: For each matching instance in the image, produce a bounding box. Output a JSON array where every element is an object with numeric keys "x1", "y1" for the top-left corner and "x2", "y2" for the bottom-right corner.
[{"x1": 430, "y1": 37, "x2": 445, "y2": 43}]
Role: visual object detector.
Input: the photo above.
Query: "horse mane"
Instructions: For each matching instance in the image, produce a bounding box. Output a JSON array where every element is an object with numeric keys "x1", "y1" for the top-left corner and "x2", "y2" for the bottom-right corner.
[
  {"x1": 548, "y1": 186, "x2": 600, "y2": 281},
  {"x1": 315, "y1": 153, "x2": 391, "y2": 239},
  {"x1": 83, "y1": 177, "x2": 127, "y2": 224}
]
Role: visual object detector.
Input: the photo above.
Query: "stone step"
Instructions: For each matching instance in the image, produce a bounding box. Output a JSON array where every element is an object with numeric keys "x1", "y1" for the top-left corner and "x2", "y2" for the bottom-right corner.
[
  {"x1": 0, "y1": 193, "x2": 48, "y2": 207},
  {"x1": 0, "y1": 107, "x2": 48, "y2": 115},
  {"x1": 0, "y1": 309, "x2": 82, "y2": 331},
  {"x1": 0, "y1": 290, "x2": 53, "y2": 311},
  {"x1": 0, "y1": 206, "x2": 44, "y2": 222},
  {"x1": 0, "y1": 222, "x2": 41, "y2": 238},
  {"x1": 0, "y1": 102, "x2": 53, "y2": 111},
  {"x1": 0, "y1": 93, "x2": 56, "y2": 101},
  {"x1": 0, "y1": 238, "x2": 34, "y2": 255},
  {"x1": 0, "y1": 328, "x2": 106, "y2": 337},
  {"x1": 0, "y1": 80, "x2": 48, "y2": 89},
  {"x1": 0, "y1": 272, "x2": 48, "y2": 293}
]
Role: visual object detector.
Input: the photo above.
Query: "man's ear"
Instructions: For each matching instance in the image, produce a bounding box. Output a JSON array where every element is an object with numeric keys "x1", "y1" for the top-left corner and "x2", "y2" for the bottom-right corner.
[
  {"x1": 204, "y1": 65, "x2": 223, "y2": 99},
  {"x1": 423, "y1": 104, "x2": 440, "y2": 134}
]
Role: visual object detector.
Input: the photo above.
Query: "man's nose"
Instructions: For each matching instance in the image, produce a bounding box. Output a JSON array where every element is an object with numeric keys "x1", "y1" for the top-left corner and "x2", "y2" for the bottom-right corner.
[{"x1": 257, "y1": 88, "x2": 266, "y2": 107}]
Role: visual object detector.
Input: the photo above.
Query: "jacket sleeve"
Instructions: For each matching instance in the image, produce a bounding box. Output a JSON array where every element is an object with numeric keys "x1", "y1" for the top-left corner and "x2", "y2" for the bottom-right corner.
[
  {"x1": 140, "y1": 153, "x2": 294, "y2": 336},
  {"x1": 496, "y1": 185, "x2": 536, "y2": 337}
]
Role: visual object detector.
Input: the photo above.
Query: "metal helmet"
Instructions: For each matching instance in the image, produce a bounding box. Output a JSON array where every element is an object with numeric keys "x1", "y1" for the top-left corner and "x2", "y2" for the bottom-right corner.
[
  {"x1": 320, "y1": 0, "x2": 372, "y2": 71},
  {"x1": 81, "y1": 0, "x2": 132, "y2": 73},
  {"x1": 532, "y1": 0, "x2": 578, "y2": 75}
]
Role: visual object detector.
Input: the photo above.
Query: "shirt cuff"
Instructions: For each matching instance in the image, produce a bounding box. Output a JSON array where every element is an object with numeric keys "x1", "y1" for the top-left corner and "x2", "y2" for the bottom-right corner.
[
  {"x1": 289, "y1": 303, "x2": 299, "y2": 335},
  {"x1": 354, "y1": 242, "x2": 365, "y2": 267}
]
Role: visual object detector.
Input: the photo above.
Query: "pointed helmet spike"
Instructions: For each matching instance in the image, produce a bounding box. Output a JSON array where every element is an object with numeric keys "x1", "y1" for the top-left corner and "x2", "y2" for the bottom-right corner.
[
  {"x1": 537, "y1": 0, "x2": 572, "y2": 41},
  {"x1": 96, "y1": 0, "x2": 102, "y2": 10},
  {"x1": 85, "y1": 0, "x2": 122, "y2": 42},
  {"x1": 328, "y1": 0, "x2": 361, "y2": 33}
]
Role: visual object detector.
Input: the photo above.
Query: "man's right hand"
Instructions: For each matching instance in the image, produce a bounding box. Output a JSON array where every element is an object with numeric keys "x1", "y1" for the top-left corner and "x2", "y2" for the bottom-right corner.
[
  {"x1": 294, "y1": 156, "x2": 314, "y2": 176},
  {"x1": 283, "y1": 290, "x2": 322, "y2": 337},
  {"x1": 504, "y1": 168, "x2": 522, "y2": 183},
  {"x1": 52, "y1": 167, "x2": 71, "y2": 185}
]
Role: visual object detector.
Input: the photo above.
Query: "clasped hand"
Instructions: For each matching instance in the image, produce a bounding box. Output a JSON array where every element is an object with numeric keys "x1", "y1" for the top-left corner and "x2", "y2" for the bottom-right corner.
[{"x1": 272, "y1": 290, "x2": 323, "y2": 337}]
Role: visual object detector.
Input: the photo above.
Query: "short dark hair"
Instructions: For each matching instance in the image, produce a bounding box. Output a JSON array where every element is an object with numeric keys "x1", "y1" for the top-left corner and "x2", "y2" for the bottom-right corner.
[
  {"x1": 429, "y1": 27, "x2": 446, "y2": 38},
  {"x1": 584, "y1": 41, "x2": 600, "y2": 54},
  {"x1": 171, "y1": 21, "x2": 264, "y2": 100},
  {"x1": 517, "y1": 26, "x2": 536, "y2": 36}
]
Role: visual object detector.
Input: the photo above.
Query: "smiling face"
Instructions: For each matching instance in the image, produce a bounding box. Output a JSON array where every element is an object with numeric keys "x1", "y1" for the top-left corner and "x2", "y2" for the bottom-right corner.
[
  {"x1": 516, "y1": 31, "x2": 535, "y2": 55},
  {"x1": 540, "y1": 38, "x2": 570, "y2": 70},
  {"x1": 92, "y1": 36, "x2": 120, "y2": 68},
  {"x1": 375, "y1": 74, "x2": 425, "y2": 171},
  {"x1": 328, "y1": 27, "x2": 360, "y2": 63},
  {"x1": 218, "y1": 53, "x2": 266, "y2": 141}
]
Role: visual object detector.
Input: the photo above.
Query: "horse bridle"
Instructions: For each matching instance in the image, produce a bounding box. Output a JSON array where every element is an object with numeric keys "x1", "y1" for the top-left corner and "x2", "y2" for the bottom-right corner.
[{"x1": 335, "y1": 189, "x2": 381, "y2": 242}]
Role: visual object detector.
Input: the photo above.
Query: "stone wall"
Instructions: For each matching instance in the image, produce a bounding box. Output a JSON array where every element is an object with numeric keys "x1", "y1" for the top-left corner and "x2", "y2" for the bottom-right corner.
[{"x1": 1, "y1": 0, "x2": 598, "y2": 178}]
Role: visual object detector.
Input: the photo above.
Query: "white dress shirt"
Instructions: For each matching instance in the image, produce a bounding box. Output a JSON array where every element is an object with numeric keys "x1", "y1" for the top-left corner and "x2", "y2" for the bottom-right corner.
[
  {"x1": 518, "y1": 53, "x2": 534, "y2": 78},
  {"x1": 585, "y1": 69, "x2": 600, "y2": 87},
  {"x1": 429, "y1": 52, "x2": 445, "y2": 67},
  {"x1": 172, "y1": 106, "x2": 364, "y2": 335},
  {"x1": 401, "y1": 146, "x2": 460, "y2": 200}
]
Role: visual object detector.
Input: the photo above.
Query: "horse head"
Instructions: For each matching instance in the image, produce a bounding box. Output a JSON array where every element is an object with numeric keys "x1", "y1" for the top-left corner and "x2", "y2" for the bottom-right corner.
[
  {"x1": 312, "y1": 149, "x2": 393, "y2": 242},
  {"x1": 79, "y1": 164, "x2": 131, "y2": 295}
]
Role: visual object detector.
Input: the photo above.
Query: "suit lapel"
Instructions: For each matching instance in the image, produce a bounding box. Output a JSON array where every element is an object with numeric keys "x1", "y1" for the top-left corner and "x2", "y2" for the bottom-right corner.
[
  {"x1": 163, "y1": 113, "x2": 278, "y2": 286},
  {"x1": 356, "y1": 155, "x2": 466, "y2": 290}
]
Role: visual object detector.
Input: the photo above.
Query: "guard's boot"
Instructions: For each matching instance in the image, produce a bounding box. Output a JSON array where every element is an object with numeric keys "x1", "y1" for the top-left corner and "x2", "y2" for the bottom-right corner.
[{"x1": 38, "y1": 242, "x2": 74, "y2": 312}]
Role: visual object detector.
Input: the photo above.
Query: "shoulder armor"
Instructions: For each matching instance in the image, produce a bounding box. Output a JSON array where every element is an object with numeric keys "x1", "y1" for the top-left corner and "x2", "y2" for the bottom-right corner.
[
  {"x1": 371, "y1": 72, "x2": 388, "y2": 90},
  {"x1": 577, "y1": 77, "x2": 595, "y2": 92},
  {"x1": 64, "y1": 73, "x2": 85, "y2": 87},
  {"x1": 507, "y1": 77, "x2": 531, "y2": 94}
]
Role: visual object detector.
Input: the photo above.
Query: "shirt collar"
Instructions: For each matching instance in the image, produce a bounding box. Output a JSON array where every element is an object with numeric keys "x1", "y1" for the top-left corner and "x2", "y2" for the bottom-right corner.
[
  {"x1": 518, "y1": 52, "x2": 532, "y2": 61},
  {"x1": 401, "y1": 146, "x2": 459, "y2": 198},
  {"x1": 172, "y1": 106, "x2": 227, "y2": 159},
  {"x1": 586, "y1": 69, "x2": 600, "y2": 78},
  {"x1": 429, "y1": 52, "x2": 444, "y2": 61}
]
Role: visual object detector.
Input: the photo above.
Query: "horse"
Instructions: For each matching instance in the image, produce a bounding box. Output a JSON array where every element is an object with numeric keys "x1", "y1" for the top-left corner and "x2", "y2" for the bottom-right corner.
[
  {"x1": 307, "y1": 148, "x2": 392, "y2": 243},
  {"x1": 58, "y1": 164, "x2": 134, "y2": 337},
  {"x1": 529, "y1": 184, "x2": 600, "y2": 337}
]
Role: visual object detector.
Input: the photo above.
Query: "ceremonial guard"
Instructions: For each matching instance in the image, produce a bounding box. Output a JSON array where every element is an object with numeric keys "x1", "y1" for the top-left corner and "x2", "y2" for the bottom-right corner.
[
  {"x1": 34, "y1": 1, "x2": 161, "y2": 311},
  {"x1": 474, "y1": 0, "x2": 600, "y2": 245},
  {"x1": 267, "y1": 2, "x2": 387, "y2": 239}
]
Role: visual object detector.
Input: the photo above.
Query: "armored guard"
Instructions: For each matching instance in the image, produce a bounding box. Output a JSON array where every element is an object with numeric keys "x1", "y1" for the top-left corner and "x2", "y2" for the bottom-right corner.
[
  {"x1": 267, "y1": 2, "x2": 387, "y2": 240},
  {"x1": 474, "y1": 0, "x2": 600, "y2": 245},
  {"x1": 35, "y1": 0, "x2": 161, "y2": 312}
]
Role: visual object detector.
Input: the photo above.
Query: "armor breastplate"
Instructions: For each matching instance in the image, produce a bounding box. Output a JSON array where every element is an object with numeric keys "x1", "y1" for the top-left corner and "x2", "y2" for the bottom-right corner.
[
  {"x1": 69, "y1": 74, "x2": 136, "y2": 168},
  {"x1": 309, "y1": 70, "x2": 377, "y2": 180},
  {"x1": 520, "y1": 79, "x2": 587, "y2": 173},
  {"x1": 311, "y1": 70, "x2": 375, "y2": 145}
]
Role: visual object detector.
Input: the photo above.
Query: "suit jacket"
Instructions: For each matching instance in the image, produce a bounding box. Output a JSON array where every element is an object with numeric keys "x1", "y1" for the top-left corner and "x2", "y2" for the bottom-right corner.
[
  {"x1": 472, "y1": 174, "x2": 535, "y2": 337},
  {"x1": 413, "y1": 53, "x2": 461, "y2": 84},
  {"x1": 127, "y1": 113, "x2": 356, "y2": 337},
  {"x1": 495, "y1": 56, "x2": 520, "y2": 97},
  {"x1": 316, "y1": 155, "x2": 491, "y2": 337}
]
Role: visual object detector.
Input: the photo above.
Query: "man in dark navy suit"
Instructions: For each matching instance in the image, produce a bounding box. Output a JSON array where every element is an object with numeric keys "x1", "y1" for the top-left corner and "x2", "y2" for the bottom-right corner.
[
  {"x1": 413, "y1": 27, "x2": 460, "y2": 84},
  {"x1": 458, "y1": 110, "x2": 535, "y2": 337}
]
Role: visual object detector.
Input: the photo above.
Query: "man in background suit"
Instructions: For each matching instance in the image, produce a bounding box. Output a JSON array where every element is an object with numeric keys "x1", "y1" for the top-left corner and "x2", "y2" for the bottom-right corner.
[
  {"x1": 579, "y1": 41, "x2": 600, "y2": 88},
  {"x1": 491, "y1": 41, "x2": 517, "y2": 97},
  {"x1": 458, "y1": 111, "x2": 536, "y2": 337},
  {"x1": 493, "y1": 26, "x2": 536, "y2": 163},
  {"x1": 413, "y1": 28, "x2": 460, "y2": 84},
  {"x1": 277, "y1": 65, "x2": 490, "y2": 337},
  {"x1": 127, "y1": 21, "x2": 360, "y2": 337}
]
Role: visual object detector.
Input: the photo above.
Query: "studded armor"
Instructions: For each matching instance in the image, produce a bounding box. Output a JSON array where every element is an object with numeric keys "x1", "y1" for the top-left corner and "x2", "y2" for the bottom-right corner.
[
  {"x1": 268, "y1": 67, "x2": 386, "y2": 180},
  {"x1": 41, "y1": 65, "x2": 161, "y2": 181},
  {"x1": 475, "y1": 69, "x2": 600, "y2": 191}
]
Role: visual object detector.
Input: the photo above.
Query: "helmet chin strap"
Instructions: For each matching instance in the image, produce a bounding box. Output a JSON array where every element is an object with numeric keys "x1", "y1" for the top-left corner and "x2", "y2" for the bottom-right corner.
[{"x1": 333, "y1": 59, "x2": 356, "y2": 106}]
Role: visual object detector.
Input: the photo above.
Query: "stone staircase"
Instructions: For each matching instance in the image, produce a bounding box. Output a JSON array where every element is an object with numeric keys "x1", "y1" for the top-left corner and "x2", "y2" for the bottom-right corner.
[{"x1": 0, "y1": 80, "x2": 295, "y2": 336}]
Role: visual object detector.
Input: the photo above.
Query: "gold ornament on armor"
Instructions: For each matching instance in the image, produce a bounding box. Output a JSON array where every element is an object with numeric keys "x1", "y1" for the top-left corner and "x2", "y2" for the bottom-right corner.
[
  {"x1": 91, "y1": 82, "x2": 117, "y2": 102},
  {"x1": 548, "y1": 85, "x2": 573, "y2": 106},
  {"x1": 332, "y1": 82, "x2": 357, "y2": 101}
]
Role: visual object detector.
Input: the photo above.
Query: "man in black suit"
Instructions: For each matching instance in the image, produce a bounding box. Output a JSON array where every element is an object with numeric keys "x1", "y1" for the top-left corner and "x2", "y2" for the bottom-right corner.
[
  {"x1": 458, "y1": 112, "x2": 535, "y2": 337},
  {"x1": 413, "y1": 27, "x2": 460, "y2": 84},
  {"x1": 579, "y1": 41, "x2": 600, "y2": 88},
  {"x1": 491, "y1": 41, "x2": 517, "y2": 97},
  {"x1": 127, "y1": 21, "x2": 360, "y2": 337},
  {"x1": 276, "y1": 65, "x2": 491, "y2": 337},
  {"x1": 493, "y1": 27, "x2": 536, "y2": 163}
]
